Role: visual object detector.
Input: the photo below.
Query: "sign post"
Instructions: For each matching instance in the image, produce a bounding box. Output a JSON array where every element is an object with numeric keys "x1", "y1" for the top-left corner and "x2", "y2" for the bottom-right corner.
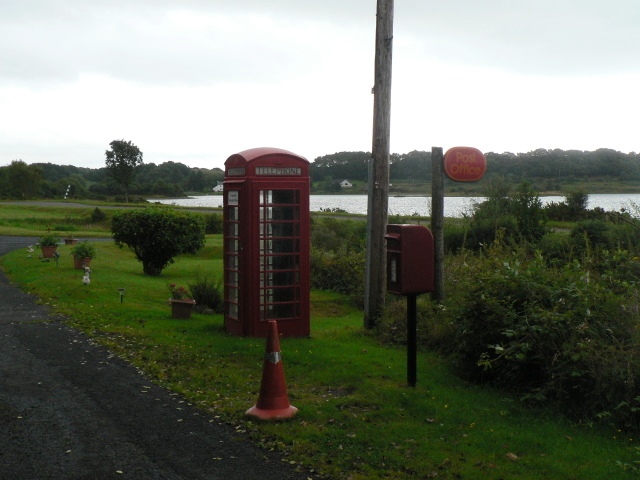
[
  {"x1": 431, "y1": 146, "x2": 486, "y2": 302},
  {"x1": 431, "y1": 147, "x2": 444, "y2": 302}
]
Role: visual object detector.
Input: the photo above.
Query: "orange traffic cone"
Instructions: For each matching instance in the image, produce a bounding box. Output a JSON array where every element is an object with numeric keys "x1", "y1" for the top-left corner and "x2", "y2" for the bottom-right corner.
[{"x1": 246, "y1": 320, "x2": 298, "y2": 420}]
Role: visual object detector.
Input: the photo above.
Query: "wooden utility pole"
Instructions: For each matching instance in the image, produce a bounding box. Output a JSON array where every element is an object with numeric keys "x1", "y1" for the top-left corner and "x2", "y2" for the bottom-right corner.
[{"x1": 365, "y1": 0, "x2": 394, "y2": 329}]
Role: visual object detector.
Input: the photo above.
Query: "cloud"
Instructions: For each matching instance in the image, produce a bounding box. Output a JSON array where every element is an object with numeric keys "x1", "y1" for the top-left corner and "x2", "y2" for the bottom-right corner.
[
  {"x1": 0, "y1": 1, "x2": 638, "y2": 170},
  {"x1": 397, "y1": 0, "x2": 640, "y2": 75},
  {"x1": 0, "y1": 1, "x2": 372, "y2": 86},
  {"x1": 4, "y1": 1, "x2": 640, "y2": 87}
]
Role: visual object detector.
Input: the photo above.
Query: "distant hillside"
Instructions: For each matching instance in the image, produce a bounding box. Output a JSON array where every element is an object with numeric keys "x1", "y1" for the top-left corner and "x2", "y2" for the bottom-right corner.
[
  {"x1": 0, "y1": 160, "x2": 224, "y2": 200},
  {"x1": 310, "y1": 148, "x2": 640, "y2": 195},
  {"x1": 2, "y1": 148, "x2": 639, "y2": 200}
]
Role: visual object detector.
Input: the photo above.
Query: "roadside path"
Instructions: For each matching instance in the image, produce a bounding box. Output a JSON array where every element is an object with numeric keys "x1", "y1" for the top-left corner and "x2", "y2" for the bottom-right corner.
[{"x1": 0, "y1": 236, "x2": 312, "y2": 480}]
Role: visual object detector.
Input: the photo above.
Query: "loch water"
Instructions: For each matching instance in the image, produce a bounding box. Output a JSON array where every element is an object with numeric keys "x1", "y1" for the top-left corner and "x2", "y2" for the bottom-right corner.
[{"x1": 150, "y1": 193, "x2": 640, "y2": 218}]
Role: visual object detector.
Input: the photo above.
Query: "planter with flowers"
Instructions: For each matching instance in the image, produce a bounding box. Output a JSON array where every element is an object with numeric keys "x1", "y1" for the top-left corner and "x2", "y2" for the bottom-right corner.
[
  {"x1": 38, "y1": 234, "x2": 60, "y2": 258},
  {"x1": 70, "y1": 241, "x2": 96, "y2": 269},
  {"x1": 168, "y1": 283, "x2": 196, "y2": 319}
]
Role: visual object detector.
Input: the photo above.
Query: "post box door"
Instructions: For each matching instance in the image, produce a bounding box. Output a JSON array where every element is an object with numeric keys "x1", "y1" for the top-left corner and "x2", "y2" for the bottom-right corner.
[{"x1": 385, "y1": 224, "x2": 434, "y2": 295}]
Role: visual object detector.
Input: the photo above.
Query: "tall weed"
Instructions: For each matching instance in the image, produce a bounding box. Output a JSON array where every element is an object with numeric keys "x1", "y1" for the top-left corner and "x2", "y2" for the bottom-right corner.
[{"x1": 451, "y1": 245, "x2": 640, "y2": 429}]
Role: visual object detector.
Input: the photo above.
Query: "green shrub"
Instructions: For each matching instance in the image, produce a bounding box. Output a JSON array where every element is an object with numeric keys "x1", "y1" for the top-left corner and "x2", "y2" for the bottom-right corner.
[
  {"x1": 467, "y1": 216, "x2": 518, "y2": 250},
  {"x1": 535, "y1": 233, "x2": 574, "y2": 265},
  {"x1": 311, "y1": 217, "x2": 366, "y2": 254},
  {"x1": 188, "y1": 272, "x2": 223, "y2": 313},
  {"x1": 608, "y1": 223, "x2": 640, "y2": 251},
  {"x1": 70, "y1": 240, "x2": 97, "y2": 259},
  {"x1": 443, "y1": 222, "x2": 469, "y2": 252},
  {"x1": 309, "y1": 217, "x2": 367, "y2": 306},
  {"x1": 53, "y1": 224, "x2": 78, "y2": 232},
  {"x1": 38, "y1": 234, "x2": 60, "y2": 247},
  {"x1": 112, "y1": 195, "x2": 149, "y2": 204},
  {"x1": 544, "y1": 189, "x2": 589, "y2": 221},
  {"x1": 449, "y1": 248, "x2": 640, "y2": 430},
  {"x1": 204, "y1": 213, "x2": 223, "y2": 234},
  {"x1": 321, "y1": 214, "x2": 640, "y2": 431},
  {"x1": 378, "y1": 294, "x2": 456, "y2": 351},
  {"x1": 310, "y1": 247, "x2": 365, "y2": 306},
  {"x1": 570, "y1": 219, "x2": 611, "y2": 249},
  {"x1": 605, "y1": 251, "x2": 640, "y2": 285},
  {"x1": 111, "y1": 208, "x2": 205, "y2": 276},
  {"x1": 465, "y1": 181, "x2": 547, "y2": 249},
  {"x1": 91, "y1": 207, "x2": 107, "y2": 223}
]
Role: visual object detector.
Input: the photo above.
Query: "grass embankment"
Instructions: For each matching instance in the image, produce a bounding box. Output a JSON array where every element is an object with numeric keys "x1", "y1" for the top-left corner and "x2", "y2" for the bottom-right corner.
[
  {"x1": 0, "y1": 202, "x2": 637, "y2": 477},
  {"x1": 1, "y1": 232, "x2": 637, "y2": 479},
  {"x1": 0, "y1": 203, "x2": 123, "y2": 237}
]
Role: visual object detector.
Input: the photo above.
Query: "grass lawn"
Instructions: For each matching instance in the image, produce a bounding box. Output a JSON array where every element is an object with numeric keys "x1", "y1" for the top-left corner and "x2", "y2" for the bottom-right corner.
[
  {"x1": 1, "y1": 236, "x2": 638, "y2": 479},
  {"x1": 0, "y1": 203, "x2": 123, "y2": 236}
]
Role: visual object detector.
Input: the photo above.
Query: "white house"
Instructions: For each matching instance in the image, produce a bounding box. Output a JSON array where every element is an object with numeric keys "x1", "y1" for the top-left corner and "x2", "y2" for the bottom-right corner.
[
  {"x1": 213, "y1": 183, "x2": 224, "y2": 192},
  {"x1": 340, "y1": 179, "x2": 353, "y2": 188}
]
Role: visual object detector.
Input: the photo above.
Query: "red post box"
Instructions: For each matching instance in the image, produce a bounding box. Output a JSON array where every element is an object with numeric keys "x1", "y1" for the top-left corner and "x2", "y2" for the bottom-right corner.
[
  {"x1": 223, "y1": 147, "x2": 310, "y2": 337},
  {"x1": 385, "y1": 224, "x2": 434, "y2": 295}
]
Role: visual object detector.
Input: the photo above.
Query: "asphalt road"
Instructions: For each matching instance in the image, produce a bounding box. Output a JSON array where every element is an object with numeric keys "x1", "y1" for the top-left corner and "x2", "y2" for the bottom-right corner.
[{"x1": 0, "y1": 236, "x2": 313, "y2": 480}]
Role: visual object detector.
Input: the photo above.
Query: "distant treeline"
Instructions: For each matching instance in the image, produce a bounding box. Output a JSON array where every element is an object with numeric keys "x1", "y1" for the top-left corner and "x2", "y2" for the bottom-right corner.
[
  {"x1": 311, "y1": 148, "x2": 640, "y2": 187},
  {"x1": 1, "y1": 148, "x2": 638, "y2": 200},
  {"x1": 0, "y1": 160, "x2": 224, "y2": 200}
]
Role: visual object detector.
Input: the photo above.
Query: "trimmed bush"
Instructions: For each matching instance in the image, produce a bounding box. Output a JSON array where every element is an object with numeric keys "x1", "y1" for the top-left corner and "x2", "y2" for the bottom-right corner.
[
  {"x1": 204, "y1": 213, "x2": 223, "y2": 234},
  {"x1": 111, "y1": 208, "x2": 205, "y2": 276}
]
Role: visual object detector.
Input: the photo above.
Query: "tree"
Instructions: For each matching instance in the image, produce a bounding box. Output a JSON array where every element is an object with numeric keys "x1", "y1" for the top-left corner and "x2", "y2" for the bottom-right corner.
[
  {"x1": 310, "y1": 152, "x2": 370, "y2": 182},
  {"x1": 111, "y1": 208, "x2": 205, "y2": 276},
  {"x1": 564, "y1": 189, "x2": 589, "y2": 218},
  {"x1": 105, "y1": 140, "x2": 143, "y2": 202},
  {"x1": 467, "y1": 179, "x2": 546, "y2": 248},
  {"x1": 474, "y1": 176, "x2": 513, "y2": 223},
  {"x1": 5, "y1": 160, "x2": 43, "y2": 199},
  {"x1": 512, "y1": 181, "x2": 547, "y2": 242},
  {"x1": 389, "y1": 150, "x2": 431, "y2": 181}
]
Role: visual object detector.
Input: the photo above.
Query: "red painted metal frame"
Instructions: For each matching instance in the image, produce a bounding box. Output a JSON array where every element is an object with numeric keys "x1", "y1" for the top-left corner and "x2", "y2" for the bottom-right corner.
[{"x1": 223, "y1": 148, "x2": 310, "y2": 338}]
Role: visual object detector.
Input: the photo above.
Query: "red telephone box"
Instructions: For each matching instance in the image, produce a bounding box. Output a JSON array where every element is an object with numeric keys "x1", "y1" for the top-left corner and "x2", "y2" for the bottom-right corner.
[{"x1": 223, "y1": 147, "x2": 310, "y2": 337}]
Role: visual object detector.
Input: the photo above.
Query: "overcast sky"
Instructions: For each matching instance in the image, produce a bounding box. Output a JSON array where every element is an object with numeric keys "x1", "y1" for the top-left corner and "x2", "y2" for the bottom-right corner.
[{"x1": 1, "y1": 0, "x2": 639, "y2": 170}]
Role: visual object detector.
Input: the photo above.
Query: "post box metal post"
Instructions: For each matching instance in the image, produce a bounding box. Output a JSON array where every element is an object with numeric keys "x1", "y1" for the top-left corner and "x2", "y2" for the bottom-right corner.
[{"x1": 385, "y1": 224, "x2": 435, "y2": 386}]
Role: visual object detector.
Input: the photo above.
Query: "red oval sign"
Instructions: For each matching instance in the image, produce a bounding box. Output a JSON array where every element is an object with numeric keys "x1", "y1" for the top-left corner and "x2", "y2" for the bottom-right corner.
[{"x1": 443, "y1": 147, "x2": 486, "y2": 182}]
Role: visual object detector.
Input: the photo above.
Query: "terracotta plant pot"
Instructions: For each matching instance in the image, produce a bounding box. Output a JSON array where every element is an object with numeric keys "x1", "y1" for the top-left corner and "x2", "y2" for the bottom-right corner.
[
  {"x1": 64, "y1": 238, "x2": 78, "y2": 245},
  {"x1": 73, "y1": 257, "x2": 92, "y2": 270},
  {"x1": 170, "y1": 299, "x2": 196, "y2": 319},
  {"x1": 41, "y1": 246, "x2": 58, "y2": 259}
]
